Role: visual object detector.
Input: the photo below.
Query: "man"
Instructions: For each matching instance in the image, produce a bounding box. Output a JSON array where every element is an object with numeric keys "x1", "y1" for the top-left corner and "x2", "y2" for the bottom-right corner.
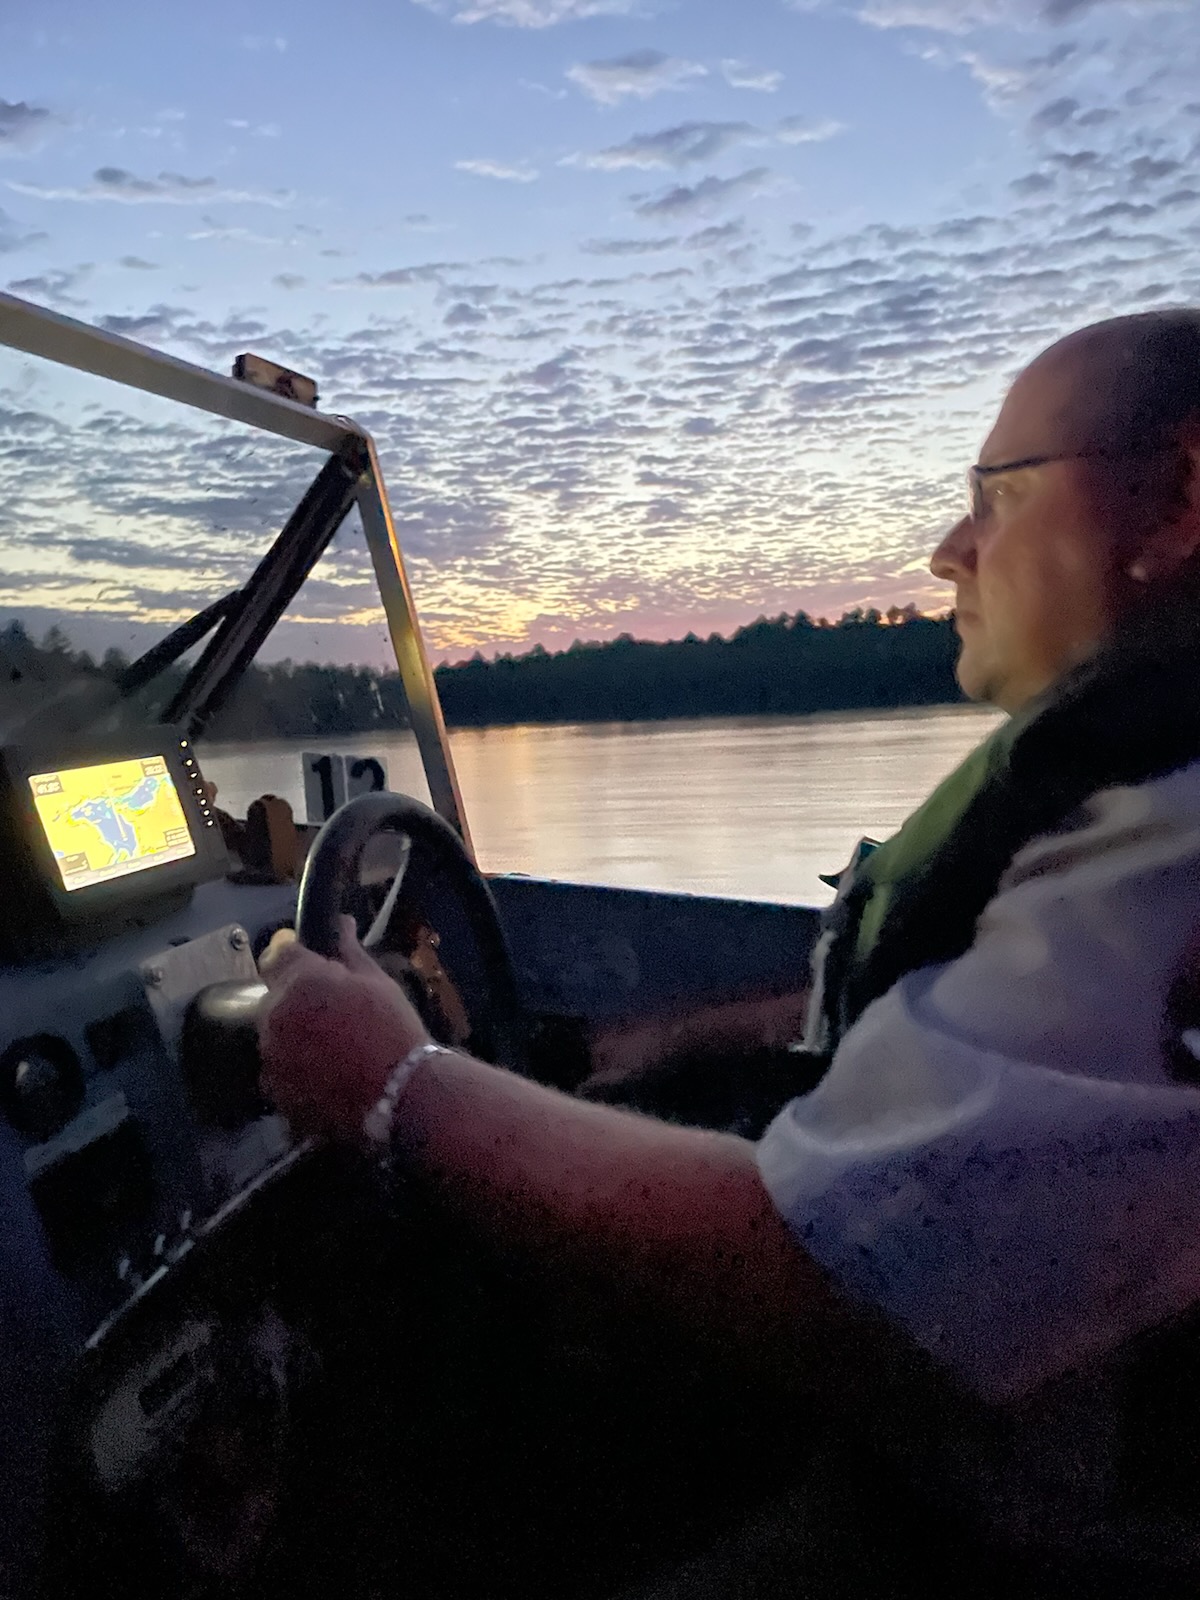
[{"x1": 259, "y1": 311, "x2": 1200, "y2": 1592}]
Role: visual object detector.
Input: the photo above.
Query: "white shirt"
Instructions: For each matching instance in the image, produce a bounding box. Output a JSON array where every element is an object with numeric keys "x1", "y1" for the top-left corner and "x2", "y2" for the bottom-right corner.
[{"x1": 758, "y1": 761, "x2": 1200, "y2": 1408}]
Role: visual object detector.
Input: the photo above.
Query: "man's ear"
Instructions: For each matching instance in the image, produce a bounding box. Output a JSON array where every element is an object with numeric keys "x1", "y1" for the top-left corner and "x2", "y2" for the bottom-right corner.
[{"x1": 1133, "y1": 432, "x2": 1200, "y2": 581}]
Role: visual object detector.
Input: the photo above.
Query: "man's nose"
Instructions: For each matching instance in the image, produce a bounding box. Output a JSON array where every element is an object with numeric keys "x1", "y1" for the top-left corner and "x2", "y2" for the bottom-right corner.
[{"x1": 929, "y1": 516, "x2": 976, "y2": 580}]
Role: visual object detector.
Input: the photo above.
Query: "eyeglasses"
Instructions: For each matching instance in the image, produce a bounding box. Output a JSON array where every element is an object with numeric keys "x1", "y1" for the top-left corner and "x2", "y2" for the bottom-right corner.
[{"x1": 966, "y1": 446, "x2": 1166, "y2": 521}]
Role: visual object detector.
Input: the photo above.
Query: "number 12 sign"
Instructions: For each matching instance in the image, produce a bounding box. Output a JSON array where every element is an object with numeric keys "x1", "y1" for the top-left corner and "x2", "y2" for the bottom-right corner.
[{"x1": 302, "y1": 753, "x2": 390, "y2": 823}]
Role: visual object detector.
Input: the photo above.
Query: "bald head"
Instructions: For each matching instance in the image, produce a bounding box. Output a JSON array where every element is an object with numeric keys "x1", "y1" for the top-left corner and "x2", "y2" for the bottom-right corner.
[
  {"x1": 1015, "y1": 310, "x2": 1200, "y2": 460},
  {"x1": 931, "y1": 308, "x2": 1200, "y2": 713}
]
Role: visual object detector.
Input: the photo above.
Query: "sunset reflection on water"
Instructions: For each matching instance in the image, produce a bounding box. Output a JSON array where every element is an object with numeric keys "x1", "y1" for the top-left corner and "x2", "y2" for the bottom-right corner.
[{"x1": 200, "y1": 703, "x2": 1002, "y2": 907}]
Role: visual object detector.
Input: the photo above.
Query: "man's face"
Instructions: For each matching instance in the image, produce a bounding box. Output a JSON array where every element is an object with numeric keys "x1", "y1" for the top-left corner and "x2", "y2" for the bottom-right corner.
[{"x1": 929, "y1": 342, "x2": 1142, "y2": 713}]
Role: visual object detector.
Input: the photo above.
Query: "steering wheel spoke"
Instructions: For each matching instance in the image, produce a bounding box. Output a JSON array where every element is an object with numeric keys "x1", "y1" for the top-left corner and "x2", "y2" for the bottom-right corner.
[
  {"x1": 361, "y1": 847, "x2": 411, "y2": 955},
  {"x1": 294, "y1": 792, "x2": 529, "y2": 1073}
]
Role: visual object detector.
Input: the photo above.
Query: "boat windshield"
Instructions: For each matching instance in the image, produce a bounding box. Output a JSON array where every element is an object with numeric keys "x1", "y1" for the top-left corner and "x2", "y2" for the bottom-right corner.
[{"x1": 0, "y1": 339, "x2": 432, "y2": 813}]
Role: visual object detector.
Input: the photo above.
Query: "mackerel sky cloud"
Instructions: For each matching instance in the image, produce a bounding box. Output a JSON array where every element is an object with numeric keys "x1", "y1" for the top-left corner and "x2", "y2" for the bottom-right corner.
[
  {"x1": 1, "y1": 0, "x2": 1199, "y2": 666},
  {"x1": 566, "y1": 50, "x2": 709, "y2": 105}
]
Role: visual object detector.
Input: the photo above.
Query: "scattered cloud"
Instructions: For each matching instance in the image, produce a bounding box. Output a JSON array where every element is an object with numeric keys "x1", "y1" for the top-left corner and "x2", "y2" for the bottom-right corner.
[
  {"x1": 570, "y1": 116, "x2": 843, "y2": 172},
  {"x1": 454, "y1": 158, "x2": 539, "y2": 181},
  {"x1": 9, "y1": 166, "x2": 294, "y2": 207},
  {"x1": 6, "y1": 264, "x2": 91, "y2": 307},
  {"x1": 0, "y1": 206, "x2": 46, "y2": 254},
  {"x1": 414, "y1": 0, "x2": 639, "y2": 25},
  {"x1": 567, "y1": 51, "x2": 708, "y2": 107},
  {"x1": 1011, "y1": 170, "x2": 1055, "y2": 195},
  {"x1": 93, "y1": 309, "x2": 185, "y2": 341},
  {"x1": 776, "y1": 114, "x2": 845, "y2": 144},
  {"x1": 519, "y1": 77, "x2": 569, "y2": 100},
  {"x1": 853, "y1": 0, "x2": 995, "y2": 28},
  {"x1": 569, "y1": 121, "x2": 760, "y2": 171},
  {"x1": 273, "y1": 272, "x2": 306, "y2": 290},
  {"x1": 186, "y1": 221, "x2": 290, "y2": 245},
  {"x1": 1031, "y1": 95, "x2": 1080, "y2": 129},
  {"x1": 0, "y1": 99, "x2": 59, "y2": 157},
  {"x1": 445, "y1": 300, "x2": 488, "y2": 325},
  {"x1": 118, "y1": 255, "x2": 158, "y2": 269},
  {"x1": 334, "y1": 261, "x2": 466, "y2": 288},
  {"x1": 226, "y1": 118, "x2": 282, "y2": 138},
  {"x1": 632, "y1": 168, "x2": 775, "y2": 220},
  {"x1": 581, "y1": 235, "x2": 681, "y2": 255},
  {"x1": 687, "y1": 220, "x2": 746, "y2": 249},
  {"x1": 721, "y1": 60, "x2": 784, "y2": 93},
  {"x1": 832, "y1": 0, "x2": 1175, "y2": 32},
  {"x1": 240, "y1": 33, "x2": 287, "y2": 50},
  {"x1": 643, "y1": 495, "x2": 688, "y2": 524}
]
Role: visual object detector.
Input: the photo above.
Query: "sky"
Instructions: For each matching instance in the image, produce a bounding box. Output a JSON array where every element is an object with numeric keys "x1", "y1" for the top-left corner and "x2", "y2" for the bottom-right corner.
[{"x1": 1, "y1": 0, "x2": 1199, "y2": 667}]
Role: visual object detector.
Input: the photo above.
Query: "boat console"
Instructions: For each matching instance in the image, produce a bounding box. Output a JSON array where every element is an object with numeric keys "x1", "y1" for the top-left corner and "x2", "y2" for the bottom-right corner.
[
  {"x1": 0, "y1": 703, "x2": 556, "y2": 1597},
  {"x1": 0, "y1": 726, "x2": 323, "y2": 1589}
]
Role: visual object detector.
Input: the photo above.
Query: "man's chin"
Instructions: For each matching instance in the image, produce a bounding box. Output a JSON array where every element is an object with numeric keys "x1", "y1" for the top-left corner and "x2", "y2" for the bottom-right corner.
[{"x1": 954, "y1": 652, "x2": 996, "y2": 706}]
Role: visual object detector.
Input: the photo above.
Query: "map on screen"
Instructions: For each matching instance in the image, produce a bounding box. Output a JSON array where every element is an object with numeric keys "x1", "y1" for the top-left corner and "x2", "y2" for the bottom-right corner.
[{"x1": 29, "y1": 756, "x2": 197, "y2": 892}]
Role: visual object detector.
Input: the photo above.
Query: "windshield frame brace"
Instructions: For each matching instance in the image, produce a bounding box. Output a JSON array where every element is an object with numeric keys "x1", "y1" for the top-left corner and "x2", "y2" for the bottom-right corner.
[{"x1": 164, "y1": 440, "x2": 368, "y2": 738}]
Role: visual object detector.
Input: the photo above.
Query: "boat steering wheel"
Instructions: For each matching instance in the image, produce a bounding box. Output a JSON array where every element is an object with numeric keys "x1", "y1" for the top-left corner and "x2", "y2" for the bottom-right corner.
[{"x1": 294, "y1": 791, "x2": 529, "y2": 1073}]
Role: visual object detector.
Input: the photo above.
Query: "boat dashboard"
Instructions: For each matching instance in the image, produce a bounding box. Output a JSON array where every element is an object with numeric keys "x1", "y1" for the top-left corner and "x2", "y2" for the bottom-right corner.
[
  {"x1": 0, "y1": 872, "x2": 299, "y2": 1341},
  {"x1": 0, "y1": 728, "x2": 304, "y2": 1322},
  {"x1": 0, "y1": 728, "x2": 327, "y2": 1590}
]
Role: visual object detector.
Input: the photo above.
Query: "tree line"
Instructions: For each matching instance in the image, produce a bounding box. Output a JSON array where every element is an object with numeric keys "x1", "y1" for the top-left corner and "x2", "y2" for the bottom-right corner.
[
  {"x1": 0, "y1": 605, "x2": 963, "y2": 740},
  {"x1": 436, "y1": 606, "x2": 962, "y2": 726}
]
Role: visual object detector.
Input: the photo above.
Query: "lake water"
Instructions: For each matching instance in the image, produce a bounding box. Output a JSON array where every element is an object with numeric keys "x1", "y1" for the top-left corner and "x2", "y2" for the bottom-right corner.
[{"x1": 197, "y1": 702, "x2": 1002, "y2": 908}]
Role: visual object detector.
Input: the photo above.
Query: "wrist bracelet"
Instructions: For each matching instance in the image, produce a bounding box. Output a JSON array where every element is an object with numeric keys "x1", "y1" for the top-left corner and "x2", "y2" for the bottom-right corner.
[{"x1": 362, "y1": 1040, "x2": 451, "y2": 1150}]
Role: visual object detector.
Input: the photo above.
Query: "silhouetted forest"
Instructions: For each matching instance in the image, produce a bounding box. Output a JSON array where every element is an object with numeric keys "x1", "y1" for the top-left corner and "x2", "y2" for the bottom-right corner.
[
  {"x1": 436, "y1": 606, "x2": 962, "y2": 726},
  {"x1": 0, "y1": 605, "x2": 962, "y2": 739}
]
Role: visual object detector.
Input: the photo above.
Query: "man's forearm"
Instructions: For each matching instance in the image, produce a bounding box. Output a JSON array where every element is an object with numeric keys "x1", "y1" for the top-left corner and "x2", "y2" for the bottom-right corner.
[
  {"x1": 393, "y1": 1048, "x2": 907, "y2": 1402},
  {"x1": 257, "y1": 932, "x2": 938, "y2": 1412}
]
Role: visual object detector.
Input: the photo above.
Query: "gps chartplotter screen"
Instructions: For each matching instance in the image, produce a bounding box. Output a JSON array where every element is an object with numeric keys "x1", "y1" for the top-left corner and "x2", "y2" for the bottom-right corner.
[{"x1": 29, "y1": 756, "x2": 197, "y2": 892}]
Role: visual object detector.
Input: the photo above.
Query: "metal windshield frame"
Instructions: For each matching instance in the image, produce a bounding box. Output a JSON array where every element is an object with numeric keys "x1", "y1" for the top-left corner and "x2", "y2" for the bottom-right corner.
[{"x1": 0, "y1": 290, "x2": 472, "y2": 853}]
